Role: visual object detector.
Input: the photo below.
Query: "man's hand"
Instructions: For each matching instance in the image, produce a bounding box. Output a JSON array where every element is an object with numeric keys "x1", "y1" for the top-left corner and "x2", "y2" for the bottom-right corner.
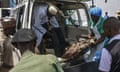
[{"x1": 62, "y1": 43, "x2": 79, "y2": 59}]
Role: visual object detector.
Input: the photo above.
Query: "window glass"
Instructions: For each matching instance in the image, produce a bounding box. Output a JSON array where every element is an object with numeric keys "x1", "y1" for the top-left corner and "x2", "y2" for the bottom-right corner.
[
  {"x1": 2, "y1": 10, "x2": 10, "y2": 17},
  {"x1": 79, "y1": 9, "x2": 88, "y2": 27},
  {"x1": 16, "y1": 6, "x2": 25, "y2": 29},
  {"x1": 64, "y1": 8, "x2": 88, "y2": 27}
]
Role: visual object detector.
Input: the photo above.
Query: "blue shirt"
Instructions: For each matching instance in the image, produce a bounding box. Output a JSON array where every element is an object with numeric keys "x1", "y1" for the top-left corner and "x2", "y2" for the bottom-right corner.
[{"x1": 32, "y1": 4, "x2": 59, "y2": 46}]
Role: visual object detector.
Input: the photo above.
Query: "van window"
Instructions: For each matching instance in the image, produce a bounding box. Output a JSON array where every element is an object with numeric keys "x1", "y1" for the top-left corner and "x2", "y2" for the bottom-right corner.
[
  {"x1": 2, "y1": 10, "x2": 10, "y2": 17},
  {"x1": 65, "y1": 8, "x2": 88, "y2": 27},
  {"x1": 16, "y1": 6, "x2": 25, "y2": 30}
]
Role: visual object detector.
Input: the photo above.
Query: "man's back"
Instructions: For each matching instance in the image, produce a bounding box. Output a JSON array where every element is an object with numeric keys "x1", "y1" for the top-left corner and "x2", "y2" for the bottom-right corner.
[
  {"x1": 106, "y1": 39, "x2": 120, "y2": 72},
  {"x1": 10, "y1": 51, "x2": 63, "y2": 72}
]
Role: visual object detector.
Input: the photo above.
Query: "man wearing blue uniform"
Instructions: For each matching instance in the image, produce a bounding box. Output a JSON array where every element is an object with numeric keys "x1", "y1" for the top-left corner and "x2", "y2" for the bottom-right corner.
[{"x1": 32, "y1": 3, "x2": 58, "y2": 54}]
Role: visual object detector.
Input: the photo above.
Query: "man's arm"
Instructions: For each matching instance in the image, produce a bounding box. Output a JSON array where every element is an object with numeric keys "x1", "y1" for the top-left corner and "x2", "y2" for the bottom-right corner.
[
  {"x1": 49, "y1": 16, "x2": 60, "y2": 28},
  {"x1": 95, "y1": 33, "x2": 105, "y2": 45}
]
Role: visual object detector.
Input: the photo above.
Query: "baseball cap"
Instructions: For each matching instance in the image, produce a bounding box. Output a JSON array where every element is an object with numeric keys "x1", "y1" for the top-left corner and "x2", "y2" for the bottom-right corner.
[{"x1": 12, "y1": 29, "x2": 37, "y2": 44}]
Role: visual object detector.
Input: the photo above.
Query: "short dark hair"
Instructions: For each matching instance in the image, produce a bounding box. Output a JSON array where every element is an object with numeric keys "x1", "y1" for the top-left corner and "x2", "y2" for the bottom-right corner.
[{"x1": 104, "y1": 17, "x2": 120, "y2": 29}]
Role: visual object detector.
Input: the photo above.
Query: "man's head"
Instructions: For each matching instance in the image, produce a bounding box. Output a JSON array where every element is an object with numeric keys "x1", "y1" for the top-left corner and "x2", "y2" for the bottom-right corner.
[
  {"x1": 105, "y1": 12, "x2": 108, "y2": 16},
  {"x1": 116, "y1": 11, "x2": 120, "y2": 20},
  {"x1": 103, "y1": 17, "x2": 120, "y2": 38},
  {"x1": 47, "y1": 3, "x2": 58, "y2": 17},
  {"x1": 1, "y1": 17, "x2": 16, "y2": 36},
  {"x1": 12, "y1": 29, "x2": 37, "y2": 54},
  {"x1": 89, "y1": 7, "x2": 102, "y2": 23}
]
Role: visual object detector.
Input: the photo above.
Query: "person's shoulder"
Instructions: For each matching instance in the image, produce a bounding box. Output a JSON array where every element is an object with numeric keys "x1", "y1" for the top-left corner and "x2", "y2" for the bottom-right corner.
[
  {"x1": 35, "y1": 54, "x2": 57, "y2": 60},
  {"x1": 46, "y1": 54, "x2": 57, "y2": 59},
  {"x1": 105, "y1": 39, "x2": 120, "y2": 52},
  {"x1": 34, "y1": 54, "x2": 57, "y2": 64},
  {"x1": 45, "y1": 54, "x2": 58, "y2": 63},
  {"x1": 3, "y1": 37, "x2": 15, "y2": 48},
  {"x1": 112, "y1": 40, "x2": 120, "y2": 49}
]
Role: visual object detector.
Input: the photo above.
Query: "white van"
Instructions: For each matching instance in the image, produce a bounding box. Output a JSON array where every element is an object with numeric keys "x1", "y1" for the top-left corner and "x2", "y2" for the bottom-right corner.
[{"x1": 13, "y1": 0, "x2": 92, "y2": 56}]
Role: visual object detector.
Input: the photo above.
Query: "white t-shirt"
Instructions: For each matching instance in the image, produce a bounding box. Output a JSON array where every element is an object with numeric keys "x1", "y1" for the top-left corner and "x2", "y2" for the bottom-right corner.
[{"x1": 99, "y1": 34, "x2": 120, "y2": 72}]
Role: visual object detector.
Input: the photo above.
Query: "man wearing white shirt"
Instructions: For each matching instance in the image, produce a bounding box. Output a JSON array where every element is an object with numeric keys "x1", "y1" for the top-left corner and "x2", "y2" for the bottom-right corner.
[{"x1": 99, "y1": 17, "x2": 120, "y2": 72}]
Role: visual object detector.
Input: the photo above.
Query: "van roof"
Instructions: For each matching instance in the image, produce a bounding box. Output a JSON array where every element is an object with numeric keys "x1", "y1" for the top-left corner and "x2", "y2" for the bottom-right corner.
[{"x1": 21, "y1": 0, "x2": 91, "y2": 3}]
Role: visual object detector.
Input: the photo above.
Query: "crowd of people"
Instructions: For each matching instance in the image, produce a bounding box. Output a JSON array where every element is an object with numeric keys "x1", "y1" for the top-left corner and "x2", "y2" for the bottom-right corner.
[{"x1": 0, "y1": 2, "x2": 120, "y2": 72}]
